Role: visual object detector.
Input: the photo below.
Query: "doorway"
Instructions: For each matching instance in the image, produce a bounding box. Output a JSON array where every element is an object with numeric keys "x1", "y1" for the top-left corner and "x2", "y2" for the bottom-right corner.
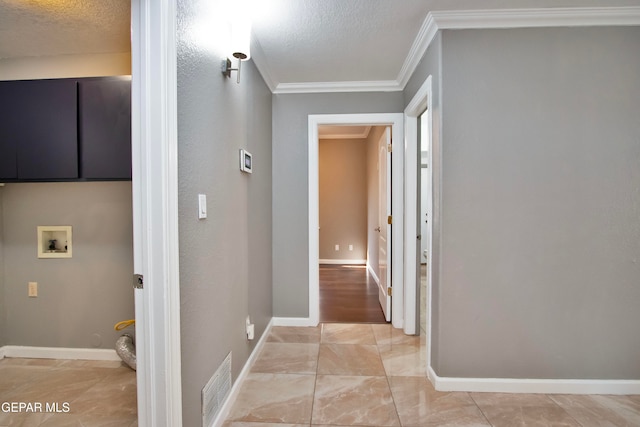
[
  {"x1": 317, "y1": 125, "x2": 390, "y2": 323},
  {"x1": 404, "y1": 75, "x2": 433, "y2": 375},
  {"x1": 308, "y1": 113, "x2": 404, "y2": 329}
]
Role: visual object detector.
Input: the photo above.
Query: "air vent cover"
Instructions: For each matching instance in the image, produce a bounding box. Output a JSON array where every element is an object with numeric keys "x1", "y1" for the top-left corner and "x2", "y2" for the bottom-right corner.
[{"x1": 202, "y1": 352, "x2": 232, "y2": 427}]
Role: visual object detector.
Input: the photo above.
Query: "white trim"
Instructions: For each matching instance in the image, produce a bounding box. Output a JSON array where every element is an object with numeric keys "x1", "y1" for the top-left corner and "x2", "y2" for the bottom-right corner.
[
  {"x1": 430, "y1": 6, "x2": 640, "y2": 29},
  {"x1": 319, "y1": 126, "x2": 372, "y2": 140},
  {"x1": 428, "y1": 367, "x2": 640, "y2": 395},
  {"x1": 404, "y1": 76, "x2": 433, "y2": 372},
  {"x1": 0, "y1": 346, "x2": 120, "y2": 361},
  {"x1": 366, "y1": 263, "x2": 380, "y2": 287},
  {"x1": 249, "y1": 36, "x2": 277, "y2": 93},
  {"x1": 132, "y1": 0, "x2": 183, "y2": 426},
  {"x1": 397, "y1": 13, "x2": 440, "y2": 90},
  {"x1": 272, "y1": 317, "x2": 317, "y2": 327},
  {"x1": 251, "y1": 7, "x2": 640, "y2": 94},
  {"x1": 309, "y1": 113, "x2": 404, "y2": 329},
  {"x1": 397, "y1": 7, "x2": 640, "y2": 90},
  {"x1": 274, "y1": 80, "x2": 402, "y2": 94},
  {"x1": 319, "y1": 259, "x2": 367, "y2": 265},
  {"x1": 211, "y1": 319, "x2": 274, "y2": 427}
]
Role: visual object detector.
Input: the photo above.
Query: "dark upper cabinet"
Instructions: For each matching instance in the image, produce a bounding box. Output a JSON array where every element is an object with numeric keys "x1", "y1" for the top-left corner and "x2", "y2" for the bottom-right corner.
[
  {"x1": 0, "y1": 79, "x2": 78, "y2": 180},
  {"x1": 79, "y1": 77, "x2": 132, "y2": 180},
  {"x1": 0, "y1": 83, "x2": 18, "y2": 179}
]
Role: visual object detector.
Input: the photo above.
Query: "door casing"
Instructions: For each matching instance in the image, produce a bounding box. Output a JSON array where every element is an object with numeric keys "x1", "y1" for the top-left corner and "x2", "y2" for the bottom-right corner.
[{"x1": 308, "y1": 113, "x2": 404, "y2": 328}]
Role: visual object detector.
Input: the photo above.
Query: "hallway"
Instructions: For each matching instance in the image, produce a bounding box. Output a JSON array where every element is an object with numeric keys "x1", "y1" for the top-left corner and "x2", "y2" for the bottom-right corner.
[
  {"x1": 223, "y1": 324, "x2": 640, "y2": 427},
  {"x1": 319, "y1": 265, "x2": 386, "y2": 323}
]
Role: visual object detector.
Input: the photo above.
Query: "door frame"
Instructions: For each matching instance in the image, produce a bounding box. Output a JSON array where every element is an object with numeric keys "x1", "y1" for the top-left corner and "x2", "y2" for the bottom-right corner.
[
  {"x1": 131, "y1": 0, "x2": 183, "y2": 425},
  {"x1": 404, "y1": 76, "x2": 433, "y2": 367},
  {"x1": 308, "y1": 113, "x2": 404, "y2": 329}
]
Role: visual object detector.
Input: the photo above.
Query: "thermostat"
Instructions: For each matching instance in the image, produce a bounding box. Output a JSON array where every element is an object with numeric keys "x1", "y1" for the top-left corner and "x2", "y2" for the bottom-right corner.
[{"x1": 239, "y1": 149, "x2": 252, "y2": 173}]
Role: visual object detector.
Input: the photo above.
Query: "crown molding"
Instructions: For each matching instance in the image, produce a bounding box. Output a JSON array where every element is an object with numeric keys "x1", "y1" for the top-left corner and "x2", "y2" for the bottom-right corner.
[
  {"x1": 254, "y1": 6, "x2": 640, "y2": 95},
  {"x1": 250, "y1": 35, "x2": 277, "y2": 93},
  {"x1": 319, "y1": 125, "x2": 372, "y2": 140},
  {"x1": 273, "y1": 80, "x2": 402, "y2": 94},
  {"x1": 397, "y1": 6, "x2": 640, "y2": 89}
]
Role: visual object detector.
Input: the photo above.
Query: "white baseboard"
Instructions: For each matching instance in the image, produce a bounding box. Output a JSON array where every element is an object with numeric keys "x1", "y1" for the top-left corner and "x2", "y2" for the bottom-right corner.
[
  {"x1": 366, "y1": 263, "x2": 380, "y2": 286},
  {"x1": 0, "y1": 347, "x2": 6, "y2": 359},
  {"x1": 272, "y1": 317, "x2": 318, "y2": 327},
  {"x1": 1, "y1": 345, "x2": 120, "y2": 361},
  {"x1": 212, "y1": 318, "x2": 274, "y2": 427},
  {"x1": 428, "y1": 366, "x2": 640, "y2": 395},
  {"x1": 319, "y1": 259, "x2": 366, "y2": 265}
]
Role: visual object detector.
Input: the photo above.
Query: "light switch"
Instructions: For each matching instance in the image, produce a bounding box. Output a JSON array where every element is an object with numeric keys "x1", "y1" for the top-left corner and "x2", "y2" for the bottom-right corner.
[
  {"x1": 28, "y1": 282, "x2": 38, "y2": 297},
  {"x1": 198, "y1": 194, "x2": 207, "y2": 219}
]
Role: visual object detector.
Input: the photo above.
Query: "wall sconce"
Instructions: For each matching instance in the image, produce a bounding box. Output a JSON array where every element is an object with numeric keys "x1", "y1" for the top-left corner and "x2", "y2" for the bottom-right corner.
[{"x1": 221, "y1": 19, "x2": 251, "y2": 83}]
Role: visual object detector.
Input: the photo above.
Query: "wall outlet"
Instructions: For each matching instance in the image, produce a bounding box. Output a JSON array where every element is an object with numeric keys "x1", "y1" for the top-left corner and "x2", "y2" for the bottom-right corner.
[
  {"x1": 28, "y1": 282, "x2": 38, "y2": 297},
  {"x1": 348, "y1": 244, "x2": 353, "y2": 251},
  {"x1": 334, "y1": 244, "x2": 339, "y2": 251},
  {"x1": 246, "y1": 315, "x2": 255, "y2": 340}
]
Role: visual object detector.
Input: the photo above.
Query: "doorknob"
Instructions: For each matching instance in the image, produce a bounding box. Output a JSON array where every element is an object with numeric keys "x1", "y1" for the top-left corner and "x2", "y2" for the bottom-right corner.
[{"x1": 375, "y1": 227, "x2": 381, "y2": 232}]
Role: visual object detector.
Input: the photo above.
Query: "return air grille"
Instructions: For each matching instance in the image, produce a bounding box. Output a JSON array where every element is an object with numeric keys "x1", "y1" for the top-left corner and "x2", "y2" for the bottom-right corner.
[{"x1": 202, "y1": 351, "x2": 232, "y2": 427}]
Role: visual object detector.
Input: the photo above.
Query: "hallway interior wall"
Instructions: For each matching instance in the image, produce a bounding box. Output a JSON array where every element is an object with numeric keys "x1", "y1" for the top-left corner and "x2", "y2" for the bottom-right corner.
[
  {"x1": 435, "y1": 26, "x2": 640, "y2": 380},
  {"x1": 0, "y1": 188, "x2": 4, "y2": 347},
  {"x1": 176, "y1": 0, "x2": 273, "y2": 425},
  {"x1": 0, "y1": 54, "x2": 133, "y2": 351},
  {"x1": 272, "y1": 92, "x2": 404, "y2": 318},
  {"x1": 319, "y1": 138, "x2": 367, "y2": 261},
  {"x1": 2, "y1": 182, "x2": 134, "y2": 349}
]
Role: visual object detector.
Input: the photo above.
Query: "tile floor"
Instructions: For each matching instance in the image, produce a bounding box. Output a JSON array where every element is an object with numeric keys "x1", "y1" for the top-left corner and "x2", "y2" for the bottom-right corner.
[
  {"x1": 223, "y1": 323, "x2": 640, "y2": 427},
  {"x1": 0, "y1": 357, "x2": 137, "y2": 427}
]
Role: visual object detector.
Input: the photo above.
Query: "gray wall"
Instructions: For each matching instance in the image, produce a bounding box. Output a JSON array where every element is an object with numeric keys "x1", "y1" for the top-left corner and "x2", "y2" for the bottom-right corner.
[
  {"x1": 0, "y1": 188, "x2": 4, "y2": 347},
  {"x1": 319, "y1": 138, "x2": 367, "y2": 261},
  {"x1": 404, "y1": 32, "x2": 443, "y2": 356},
  {"x1": 273, "y1": 92, "x2": 404, "y2": 317},
  {"x1": 2, "y1": 182, "x2": 134, "y2": 348},
  {"x1": 430, "y1": 27, "x2": 640, "y2": 379},
  {"x1": 176, "y1": 0, "x2": 273, "y2": 425}
]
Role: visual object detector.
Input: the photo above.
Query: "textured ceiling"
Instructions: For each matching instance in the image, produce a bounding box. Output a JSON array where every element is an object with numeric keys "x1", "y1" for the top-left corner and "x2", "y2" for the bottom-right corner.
[
  {"x1": 251, "y1": 0, "x2": 431, "y2": 84},
  {"x1": 1, "y1": 0, "x2": 640, "y2": 87},
  {"x1": 0, "y1": 0, "x2": 130, "y2": 59}
]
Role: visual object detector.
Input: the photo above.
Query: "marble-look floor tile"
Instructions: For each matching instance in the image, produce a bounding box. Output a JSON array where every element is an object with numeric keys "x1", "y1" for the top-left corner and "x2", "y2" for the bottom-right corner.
[
  {"x1": 39, "y1": 413, "x2": 137, "y2": 427},
  {"x1": 68, "y1": 371, "x2": 137, "y2": 417},
  {"x1": 223, "y1": 423, "x2": 308, "y2": 427},
  {"x1": 550, "y1": 394, "x2": 635, "y2": 427},
  {"x1": 312, "y1": 375, "x2": 400, "y2": 426},
  {"x1": 251, "y1": 343, "x2": 319, "y2": 374},
  {"x1": 0, "y1": 411, "x2": 52, "y2": 427},
  {"x1": 471, "y1": 393, "x2": 581, "y2": 427},
  {"x1": 372, "y1": 324, "x2": 422, "y2": 347},
  {"x1": 0, "y1": 365, "x2": 52, "y2": 394},
  {"x1": 590, "y1": 395, "x2": 640, "y2": 426},
  {"x1": 2, "y1": 368, "x2": 107, "y2": 403},
  {"x1": 389, "y1": 376, "x2": 490, "y2": 427},
  {"x1": 267, "y1": 326, "x2": 321, "y2": 343},
  {"x1": 379, "y1": 344, "x2": 427, "y2": 377},
  {"x1": 0, "y1": 358, "x2": 66, "y2": 367},
  {"x1": 317, "y1": 344, "x2": 384, "y2": 376},
  {"x1": 320, "y1": 323, "x2": 376, "y2": 344},
  {"x1": 227, "y1": 373, "x2": 315, "y2": 424}
]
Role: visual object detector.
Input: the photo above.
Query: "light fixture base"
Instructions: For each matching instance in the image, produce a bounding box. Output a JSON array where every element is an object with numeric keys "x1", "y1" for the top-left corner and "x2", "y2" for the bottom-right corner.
[
  {"x1": 221, "y1": 58, "x2": 233, "y2": 78},
  {"x1": 221, "y1": 57, "x2": 242, "y2": 83}
]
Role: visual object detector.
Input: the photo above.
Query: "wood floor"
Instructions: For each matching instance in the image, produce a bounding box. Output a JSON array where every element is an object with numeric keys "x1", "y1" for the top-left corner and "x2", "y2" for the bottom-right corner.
[{"x1": 319, "y1": 264, "x2": 387, "y2": 323}]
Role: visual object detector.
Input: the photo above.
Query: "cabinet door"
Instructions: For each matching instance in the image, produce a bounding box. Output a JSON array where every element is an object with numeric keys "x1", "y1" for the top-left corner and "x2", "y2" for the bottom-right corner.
[
  {"x1": 15, "y1": 79, "x2": 79, "y2": 180},
  {"x1": 0, "y1": 82, "x2": 18, "y2": 179},
  {"x1": 79, "y1": 78, "x2": 132, "y2": 179}
]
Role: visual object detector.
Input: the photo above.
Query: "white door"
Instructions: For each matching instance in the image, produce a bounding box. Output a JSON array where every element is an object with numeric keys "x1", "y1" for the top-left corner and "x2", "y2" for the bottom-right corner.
[{"x1": 378, "y1": 127, "x2": 392, "y2": 321}]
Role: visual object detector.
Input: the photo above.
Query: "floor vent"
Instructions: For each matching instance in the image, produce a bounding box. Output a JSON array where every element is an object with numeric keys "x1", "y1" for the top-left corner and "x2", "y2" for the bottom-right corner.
[{"x1": 202, "y1": 351, "x2": 232, "y2": 427}]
